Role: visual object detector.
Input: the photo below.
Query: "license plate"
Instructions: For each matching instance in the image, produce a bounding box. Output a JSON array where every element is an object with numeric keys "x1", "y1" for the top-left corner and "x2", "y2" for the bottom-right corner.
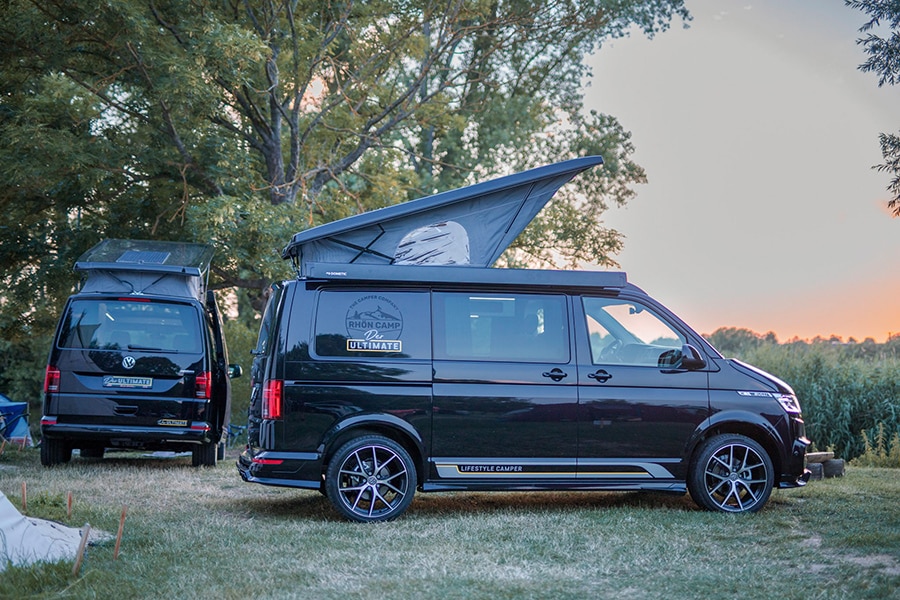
[{"x1": 103, "y1": 376, "x2": 153, "y2": 389}]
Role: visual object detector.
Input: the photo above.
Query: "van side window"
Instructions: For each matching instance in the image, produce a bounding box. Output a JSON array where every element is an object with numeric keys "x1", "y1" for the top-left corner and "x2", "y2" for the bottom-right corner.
[
  {"x1": 255, "y1": 288, "x2": 277, "y2": 355},
  {"x1": 433, "y1": 292, "x2": 568, "y2": 363},
  {"x1": 582, "y1": 297, "x2": 684, "y2": 367},
  {"x1": 312, "y1": 291, "x2": 430, "y2": 359}
]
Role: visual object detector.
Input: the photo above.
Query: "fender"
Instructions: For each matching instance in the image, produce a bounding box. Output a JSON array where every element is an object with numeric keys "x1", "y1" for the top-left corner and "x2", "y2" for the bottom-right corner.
[
  {"x1": 318, "y1": 412, "x2": 427, "y2": 471},
  {"x1": 688, "y1": 409, "x2": 787, "y2": 462}
]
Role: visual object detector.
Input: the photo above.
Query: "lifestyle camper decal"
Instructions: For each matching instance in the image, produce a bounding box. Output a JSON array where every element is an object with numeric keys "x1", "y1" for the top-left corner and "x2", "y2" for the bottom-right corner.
[{"x1": 345, "y1": 295, "x2": 403, "y2": 352}]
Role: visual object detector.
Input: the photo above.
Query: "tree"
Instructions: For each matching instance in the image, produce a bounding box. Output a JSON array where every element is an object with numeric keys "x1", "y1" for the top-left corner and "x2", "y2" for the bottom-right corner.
[
  {"x1": 846, "y1": 0, "x2": 900, "y2": 214},
  {"x1": 0, "y1": 1, "x2": 689, "y2": 402}
]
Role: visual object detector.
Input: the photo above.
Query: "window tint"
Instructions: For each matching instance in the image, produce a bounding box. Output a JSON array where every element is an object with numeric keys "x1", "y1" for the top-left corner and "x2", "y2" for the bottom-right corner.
[
  {"x1": 58, "y1": 299, "x2": 202, "y2": 353},
  {"x1": 434, "y1": 292, "x2": 569, "y2": 363},
  {"x1": 582, "y1": 297, "x2": 684, "y2": 366},
  {"x1": 313, "y1": 291, "x2": 430, "y2": 359},
  {"x1": 254, "y1": 287, "x2": 278, "y2": 355}
]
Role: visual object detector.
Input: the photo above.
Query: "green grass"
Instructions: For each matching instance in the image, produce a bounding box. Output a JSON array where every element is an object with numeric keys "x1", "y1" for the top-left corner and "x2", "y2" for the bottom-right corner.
[{"x1": 1, "y1": 448, "x2": 899, "y2": 599}]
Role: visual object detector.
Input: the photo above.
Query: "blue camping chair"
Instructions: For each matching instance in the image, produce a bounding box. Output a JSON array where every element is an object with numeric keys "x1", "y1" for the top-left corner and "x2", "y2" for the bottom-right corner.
[{"x1": 0, "y1": 394, "x2": 30, "y2": 444}]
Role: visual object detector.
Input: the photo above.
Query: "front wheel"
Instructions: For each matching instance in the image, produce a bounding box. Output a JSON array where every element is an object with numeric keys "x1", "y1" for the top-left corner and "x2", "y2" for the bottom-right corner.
[
  {"x1": 325, "y1": 435, "x2": 416, "y2": 522},
  {"x1": 688, "y1": 434, "x2": 774, "y2": 513}
]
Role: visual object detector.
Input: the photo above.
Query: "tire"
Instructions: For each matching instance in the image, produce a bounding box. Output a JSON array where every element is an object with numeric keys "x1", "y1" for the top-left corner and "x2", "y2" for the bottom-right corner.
[
  {"x1": 822, "y1": 458, "x2": 845, "y2": 478},
  {"x1": 80, "y1": 447, "x2": 105, "y2": 459},
  {"x1": 192, "y1": 441, "x2": 218, "y2": 467},
  {"x1": 688, "y1": 434, "x2": 774, "y2": 513},
  {"x1": 40, "y1": 437, "x2": 72, "y2": 467},
  {"x1": 325, "y1": 435, "x2": 416, "y2": 522}
]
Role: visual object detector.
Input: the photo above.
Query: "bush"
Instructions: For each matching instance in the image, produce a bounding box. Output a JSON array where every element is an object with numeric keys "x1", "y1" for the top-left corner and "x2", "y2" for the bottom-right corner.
[
  {"x1": 853, "y1": 423, "x2": 900, "y2": 467},
  {"x1": 725, "y1": 340, "x2": 900, "y2": 462}
]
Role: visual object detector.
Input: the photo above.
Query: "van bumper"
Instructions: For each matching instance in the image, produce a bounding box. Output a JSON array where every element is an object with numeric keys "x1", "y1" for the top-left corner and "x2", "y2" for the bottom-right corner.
[
  {"x1": 41, "y1": 422, "x2": 215, "y2": 447},
  {"x1": 237, "y1": 447, "x2": 322, "y2": 490}
]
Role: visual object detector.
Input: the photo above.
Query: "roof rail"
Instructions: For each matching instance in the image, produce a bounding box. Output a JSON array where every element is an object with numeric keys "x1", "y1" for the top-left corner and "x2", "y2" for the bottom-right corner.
[{"x1": 303, "y1": 262, "x2": 627, "y2": 289}]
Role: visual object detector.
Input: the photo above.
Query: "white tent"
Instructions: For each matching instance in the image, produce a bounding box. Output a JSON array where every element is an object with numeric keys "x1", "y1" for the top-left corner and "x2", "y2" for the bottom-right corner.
[{"x1": 0, "y1": 491, "x2": 92, "y2": 571}]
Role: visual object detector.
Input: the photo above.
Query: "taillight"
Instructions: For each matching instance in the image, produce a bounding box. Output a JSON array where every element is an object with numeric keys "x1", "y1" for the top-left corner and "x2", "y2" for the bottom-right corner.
[
  {"x1": 44, "y1": 366, "x2": 60, "y2": 394},
  {"x1": 195, "y1": 372, "x2": 211, "y2": 399},
  {"x1": 262, "y1": 379, "x2": 283, "y2": 420}
]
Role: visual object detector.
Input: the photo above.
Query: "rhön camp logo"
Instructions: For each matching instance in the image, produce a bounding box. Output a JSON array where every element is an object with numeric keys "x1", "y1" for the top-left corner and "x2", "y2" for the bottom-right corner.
[{"x1": 345, "y1": 295, "x2": 403, "y2": 352}]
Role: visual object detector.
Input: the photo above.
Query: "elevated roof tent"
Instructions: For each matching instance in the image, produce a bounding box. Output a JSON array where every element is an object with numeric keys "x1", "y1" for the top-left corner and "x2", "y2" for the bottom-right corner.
[
  {"x1": 74, "y1": 239, "x2": 214, "y2": 300},
  {"x1": 283, "y1": 156, "x2": 605, "y2": 274},
  {"x1": 304, "y1": 262, "x2": 627, "y2": 289}
]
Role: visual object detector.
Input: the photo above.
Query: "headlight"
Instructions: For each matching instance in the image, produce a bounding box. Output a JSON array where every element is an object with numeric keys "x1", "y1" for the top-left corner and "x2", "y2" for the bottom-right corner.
[{"x1": 775, "y1": 394, "x2": 802, "y2": 414}]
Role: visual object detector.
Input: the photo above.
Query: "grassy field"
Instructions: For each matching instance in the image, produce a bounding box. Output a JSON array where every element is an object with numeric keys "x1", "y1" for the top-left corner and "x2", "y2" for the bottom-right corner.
[{"x1": 1, "y1": 447, "x2": 898, "y2": 600}]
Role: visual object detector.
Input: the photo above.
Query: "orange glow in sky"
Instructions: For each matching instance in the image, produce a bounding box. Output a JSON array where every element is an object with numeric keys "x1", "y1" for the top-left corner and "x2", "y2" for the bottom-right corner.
[{"x1": 586, "y1": 0, "x2": 900, "y2": 343}]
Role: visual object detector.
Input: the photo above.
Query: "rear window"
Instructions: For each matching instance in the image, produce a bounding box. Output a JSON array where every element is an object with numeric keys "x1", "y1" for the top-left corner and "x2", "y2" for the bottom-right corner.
[{"x1": 57, "y1": 298, "x2": 203, "y2": 354}]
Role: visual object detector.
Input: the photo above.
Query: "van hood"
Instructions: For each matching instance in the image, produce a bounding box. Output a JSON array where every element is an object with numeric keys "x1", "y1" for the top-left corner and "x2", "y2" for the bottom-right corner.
[
  {"x1": 282, "y1": 156, "x2": 604, "y2": 273},
  {"x1": 729, "y1": 359, "x2": 795, "y2": 396}
]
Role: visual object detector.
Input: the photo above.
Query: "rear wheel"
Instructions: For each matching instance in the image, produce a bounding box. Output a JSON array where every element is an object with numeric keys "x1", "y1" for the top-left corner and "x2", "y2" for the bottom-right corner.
[
  {"x1": 688, "y1": 434, "x2": 774, "y2": 513},
  {"x1": 192, "y1": 441, "x2": 217, "y2": 467},
  {"x1": 40, "y1": 437, "x2": 72, "y2": 467},
  {"x1": 325, "y1": 435, "x2": 416, "y2": 522}
]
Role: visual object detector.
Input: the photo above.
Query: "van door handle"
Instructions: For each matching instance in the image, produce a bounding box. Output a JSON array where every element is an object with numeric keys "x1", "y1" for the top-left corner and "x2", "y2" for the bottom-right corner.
[
  {"x1": 542, "y1": 368, "x2": 568, "y2": 382},
  {"x1": 588, "y1": 369, "x2": 613, "y2": 383}
]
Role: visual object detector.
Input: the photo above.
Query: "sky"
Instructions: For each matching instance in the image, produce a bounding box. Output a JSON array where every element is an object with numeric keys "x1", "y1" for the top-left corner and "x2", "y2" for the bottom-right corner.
[{"x1": 584, "y1": 0, "x2": 900, "y2": 342}]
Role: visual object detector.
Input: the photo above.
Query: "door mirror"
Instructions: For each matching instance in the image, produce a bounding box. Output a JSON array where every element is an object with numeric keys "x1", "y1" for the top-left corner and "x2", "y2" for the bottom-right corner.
[
  {"x1": 228, "y1": 364, "x2": 243, "y2": 379},
  {"x1": 680, "y1": 344, "x2": 706, "y2": 370}
]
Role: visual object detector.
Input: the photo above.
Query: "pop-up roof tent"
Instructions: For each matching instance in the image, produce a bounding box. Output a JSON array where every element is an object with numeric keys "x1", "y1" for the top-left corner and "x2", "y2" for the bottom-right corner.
[
  {"x1": 283, "y1": 156, "x2": 604, "y2": 274},
  {"x1": 75, "y1": 239, "x2": 214, "y2": 300}
]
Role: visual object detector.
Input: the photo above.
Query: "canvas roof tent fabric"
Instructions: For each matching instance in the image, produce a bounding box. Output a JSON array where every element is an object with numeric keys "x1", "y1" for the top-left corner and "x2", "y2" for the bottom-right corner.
[
  {"x1": 75, "y1": 239, "x2": 214, "y2": 300},
  {"x1": 283, "y1": 156, "x2": 604, "y2": 274},
  {"x1": 0, "y1": 491, "x2": 99, "y2": 571}
]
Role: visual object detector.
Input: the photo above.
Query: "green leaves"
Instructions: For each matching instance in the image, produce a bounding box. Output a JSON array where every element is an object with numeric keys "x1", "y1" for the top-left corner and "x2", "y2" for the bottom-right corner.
[{"x1": 0, "y1": 0, "x2": 691, "y2": 406}]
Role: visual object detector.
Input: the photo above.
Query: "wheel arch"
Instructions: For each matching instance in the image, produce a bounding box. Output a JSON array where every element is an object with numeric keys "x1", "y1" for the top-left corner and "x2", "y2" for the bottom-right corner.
[
  {"x1": 318, "y1": 413, "x2": 427, "y2": 482},
  {"x1": 689, "y1": 411, "x2": 786, "y2": 476}
]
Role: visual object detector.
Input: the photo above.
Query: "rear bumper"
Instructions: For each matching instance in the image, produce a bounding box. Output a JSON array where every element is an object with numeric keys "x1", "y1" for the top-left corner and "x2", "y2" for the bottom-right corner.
[
  {"x1": 41, "y1": 422, "x2": 215, "y2": 448},
  {"x1": 237, "y1": 447, "x2": 322, "y2": 490}
]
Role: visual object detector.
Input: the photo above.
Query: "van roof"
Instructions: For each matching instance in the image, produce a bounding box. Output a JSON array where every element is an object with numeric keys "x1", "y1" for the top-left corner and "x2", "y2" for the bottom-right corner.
[
  {"x1": 283, "y1": 156, "x2": 604, "y2": 273},
  {"x1": 74, "y1": 239, "x2": 214, "y2": 300},
  {"x1": 304, "y1": 262, "x2": 627, "y2": 290},
  {"x1": 75, "y1": 239, "x2": 214, "y2": 276}
]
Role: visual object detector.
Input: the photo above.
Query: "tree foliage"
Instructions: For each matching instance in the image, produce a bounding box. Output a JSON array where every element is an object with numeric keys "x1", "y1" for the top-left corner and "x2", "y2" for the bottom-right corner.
[
  {"x1": 846, "y1": 0, "x2": 900, "y2": 214},
  {"x1": 0, "y1": 0, "x2": 689, "y2": 403}
]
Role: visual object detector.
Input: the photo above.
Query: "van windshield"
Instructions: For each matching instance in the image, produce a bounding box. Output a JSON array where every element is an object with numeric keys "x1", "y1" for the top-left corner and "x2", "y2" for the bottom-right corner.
[{"x1": 58, "y1": 298, "x2": 202, "y2": 354}]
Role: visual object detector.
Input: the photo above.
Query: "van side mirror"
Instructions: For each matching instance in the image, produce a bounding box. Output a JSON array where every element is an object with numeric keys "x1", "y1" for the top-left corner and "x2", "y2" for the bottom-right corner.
[
  {"x1": 680, "y1": 344, "x2": 706, "y2": 370},
  {"x1": 229, "y1": 364, "x2": 243, "y2": 379}
]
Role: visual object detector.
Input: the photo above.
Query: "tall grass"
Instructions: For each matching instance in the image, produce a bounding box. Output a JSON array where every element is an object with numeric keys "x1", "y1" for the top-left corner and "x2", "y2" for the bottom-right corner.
[{"x1": 722, "y1": 340, "x2": 900, "y2": 461}]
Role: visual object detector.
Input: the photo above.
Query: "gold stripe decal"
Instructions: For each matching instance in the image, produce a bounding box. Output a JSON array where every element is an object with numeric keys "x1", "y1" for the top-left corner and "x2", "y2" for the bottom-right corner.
[{"x1": 434, "y1": 460, "x2": 675, "y2": 479}]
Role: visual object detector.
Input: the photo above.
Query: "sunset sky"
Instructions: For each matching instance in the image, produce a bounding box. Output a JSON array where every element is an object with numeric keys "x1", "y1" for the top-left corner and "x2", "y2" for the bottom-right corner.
[{"x1": 585, "y1": 0, "x2": 900, "y2": 342}]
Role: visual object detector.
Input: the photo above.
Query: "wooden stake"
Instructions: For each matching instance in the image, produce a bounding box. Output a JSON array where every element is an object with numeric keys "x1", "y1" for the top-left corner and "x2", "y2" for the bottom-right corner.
[
  {"x1": 21, "y1": 481, "x2": 26, "y2": 513},
  {"x1": 67, "y1": 491, "x2": 73, "y2": 519},
  {"x1": 72, "y1": 523, "x2": 91, "y2": 576},
  {"x1": 0, "y1": 439, "x2": 6, "y2": 455},
  {"x1": 113, "y1": 505, "x2": 127, "y2": 560}
]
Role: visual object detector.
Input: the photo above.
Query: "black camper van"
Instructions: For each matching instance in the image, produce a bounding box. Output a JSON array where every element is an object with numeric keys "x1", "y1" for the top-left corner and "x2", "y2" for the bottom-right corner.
[
  {"x1": 237, "y1": 157, "x2": 811, "y2": 521},
  {"x1": 41, "y1": 239, "x2": 240, "y2": 467}
]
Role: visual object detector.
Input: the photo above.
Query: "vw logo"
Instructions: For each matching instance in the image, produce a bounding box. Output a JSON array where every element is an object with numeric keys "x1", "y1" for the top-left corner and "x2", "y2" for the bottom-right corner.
[{"x1": 122, "y1": 355, "x2": 136, "y2": 369}]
